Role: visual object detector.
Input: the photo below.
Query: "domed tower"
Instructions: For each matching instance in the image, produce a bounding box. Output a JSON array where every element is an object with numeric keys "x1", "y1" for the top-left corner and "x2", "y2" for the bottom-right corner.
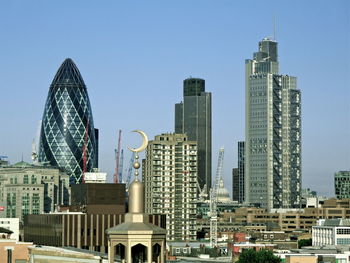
[
  {"x1": 38, "y1": 58, "x2": 98, "y2": 184},
  {"x1": 217, "y1": 178, "x2": 231, "y2": 203}
]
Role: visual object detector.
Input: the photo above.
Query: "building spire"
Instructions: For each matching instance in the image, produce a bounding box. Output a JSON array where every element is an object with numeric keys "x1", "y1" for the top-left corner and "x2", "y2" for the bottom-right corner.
[{"x1": 127, "y1": 130, "x2": 148, "y2": 213}]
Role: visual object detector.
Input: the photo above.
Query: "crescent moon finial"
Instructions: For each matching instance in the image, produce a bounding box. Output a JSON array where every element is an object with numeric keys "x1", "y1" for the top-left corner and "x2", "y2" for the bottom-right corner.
[{"x1": 127, "y1": 130, "x2": 148, "y2": 153}]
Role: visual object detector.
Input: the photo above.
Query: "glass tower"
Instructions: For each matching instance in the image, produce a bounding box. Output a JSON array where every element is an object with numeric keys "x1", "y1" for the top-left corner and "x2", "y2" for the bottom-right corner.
[
  {"x1": 335, "y1": 171, "x2": 350, "y2": 199},
  {"x1": 245, "y1": 38, "x2": 301, "y2": 210},
  {"x1": 175, "y1": 78, "x2": 212, "y2": 193},
  {"x1": 38, "y1": 58, "x2": 98, "y2": 184}
]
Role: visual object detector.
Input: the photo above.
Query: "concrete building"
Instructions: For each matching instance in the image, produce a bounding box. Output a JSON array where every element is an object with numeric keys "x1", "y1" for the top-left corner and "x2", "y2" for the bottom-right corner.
[
  {"x1": 0, "y1": 239, "x2": 32, "y2": 263},
  {"x1": 0, "y1": 161, "x2": 70, "y2": 221},
  {"x1": 313, "y1": 219, "x2": 350, "y2": 246},
  {"x1": 28, "y1": 246, "x2": 108, "y2": 263},
  {"x1": 0, "y1": 156, "x2": 9, "y2": 167},
  {"x1": 277, "y1": 247, "x2": 350, "y2": 263},
  {"x1": 245, "y1": 38, "x2": 301, "y2": 210},
  {"x1": 84, "y1": 172, "x2": 107, "y2": 183},
  {"x1": 69, "y1": 183, "x2": 125, "y2": 214},
  {"x1": 175, "y1": 78, "x2": 212, "y2": 192},
  {"x1": 222, "y1": 199, "x2": 350, "y2": 232},
  {"x1": 143, "y1": 133, "x2": 198, "y2": 241},
  {"x1": 335, "y1": 171, "x2": 350, "y2": 199}
]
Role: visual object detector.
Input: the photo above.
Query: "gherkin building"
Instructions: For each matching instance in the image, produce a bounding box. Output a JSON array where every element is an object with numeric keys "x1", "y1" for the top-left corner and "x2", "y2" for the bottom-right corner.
[{"x1": 38, "y1": 58, "x2": 98, "y2": 184}]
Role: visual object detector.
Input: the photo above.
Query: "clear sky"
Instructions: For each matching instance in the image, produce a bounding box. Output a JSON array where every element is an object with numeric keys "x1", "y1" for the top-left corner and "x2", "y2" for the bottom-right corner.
[{"x1": 0, "y1": 0, "x2": 349, "y2": 197}]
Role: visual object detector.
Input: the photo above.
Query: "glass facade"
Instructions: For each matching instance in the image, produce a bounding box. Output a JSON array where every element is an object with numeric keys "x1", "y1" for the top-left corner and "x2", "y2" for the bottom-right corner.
[
  {"x1": 245, "y1": 38, "x2": 301, "y2": 210},
  {"x1": 175, "y1": 78, "x2": 212, "y2": 193},
  {"x1": 38, "y1": 58, "x2": 98, "y2": 184},
  {"x1": 335, "y1": 171, "x2": 350, "y2": 199}
]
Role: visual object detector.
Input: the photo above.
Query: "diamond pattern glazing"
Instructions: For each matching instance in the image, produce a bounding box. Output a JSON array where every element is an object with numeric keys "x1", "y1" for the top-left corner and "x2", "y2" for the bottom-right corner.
[{"x1": 39, "y1": 58, "x2": 97, "y2": 184}]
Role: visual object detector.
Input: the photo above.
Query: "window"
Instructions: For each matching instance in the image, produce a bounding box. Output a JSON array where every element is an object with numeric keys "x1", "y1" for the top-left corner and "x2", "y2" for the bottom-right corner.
[
  {"x1": 337, "y1": 238, "x2": 350, "y2": 245},
  {"x1": 23, "y1": 175, "x2": 29, "y2": 184}
]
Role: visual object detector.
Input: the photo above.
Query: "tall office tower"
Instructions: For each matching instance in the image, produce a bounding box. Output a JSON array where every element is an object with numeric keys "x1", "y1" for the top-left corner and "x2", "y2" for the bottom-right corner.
[
  {"x1": 39, "y1": 58, "x2": 98, "y2": 184},
  {"x1": 175, "y1": 78, "x2": 212, "y2": 193},
  {"x1": 245, "y1": 38, "x2": 301, "y2": 210},
  {"x1": 232, "y1": 141, "x2": 245, "y2": 203},
  {"x1": 232, "y1": 168, "x2": 239, "y2": 201},
  {"x1": 335, "y1": 171, "x2": 350, "y2": 199},
  {"x1": 143, "y1": 133, "x2": 198, "y2": 241}
]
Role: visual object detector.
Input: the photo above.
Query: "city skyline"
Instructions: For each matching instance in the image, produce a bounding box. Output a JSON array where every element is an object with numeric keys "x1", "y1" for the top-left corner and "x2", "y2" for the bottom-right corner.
[{"x1": 0, "y1": 1, "x2": 349, "y2": 197}]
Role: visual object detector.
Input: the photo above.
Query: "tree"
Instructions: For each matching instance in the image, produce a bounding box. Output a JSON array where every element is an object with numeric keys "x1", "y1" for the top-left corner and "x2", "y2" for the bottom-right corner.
[
  {"x1": 237, "y1": 249, "x2": 281, "y2": 263},
  {"x1": 298, "y1": 238, "x2": 312, "y2": 248}
]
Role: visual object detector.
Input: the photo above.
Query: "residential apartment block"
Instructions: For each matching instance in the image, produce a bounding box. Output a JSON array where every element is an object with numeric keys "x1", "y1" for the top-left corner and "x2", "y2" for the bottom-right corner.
[{"x1": 143, "y1": 133, "x2": 198, "y2": 241}]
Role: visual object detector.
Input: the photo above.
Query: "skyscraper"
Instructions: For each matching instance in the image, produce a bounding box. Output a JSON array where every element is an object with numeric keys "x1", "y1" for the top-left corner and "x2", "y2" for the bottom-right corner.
[
  {"x1": 232, "y1": 141, "x2": 245, "y2": 203},
  {"x1": 335, "y1": 171, "x2": 350, "y2": 199},
  {"x1": 143, "y1": 133, "x2": 198, "y2": 241},
  {"x1": 38, "y1": 58, "x2": 98, "y2": 184},
  {"x1": 245, "y1": 38, "x2": 301, "y2": 210},
  {"x1": 175, "y1": 78, "x2": 212, "y2": 192}
]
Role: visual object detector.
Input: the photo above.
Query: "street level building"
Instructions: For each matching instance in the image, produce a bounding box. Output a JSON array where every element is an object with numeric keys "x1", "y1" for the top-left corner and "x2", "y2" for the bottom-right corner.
[
  {"x1": 143, "y1": 133, "x2": 198, "y2": 241},
  {"x1": 0, "y1": 156, "x2": 8, "y2": 167},
  {"x1": 245, "y1": 38, "x2": 301, "y2": 210},
  {"x1": 70, "y1": 183, "x2": 125, "y2": 214},
  {"x1": 335, "y1": 171, "x2": 350, "y2": 199},
  {"x1": 38, "y1": 58, "x2": 99, "y2": 184},
  {"x1": 313, "y1": 219, "x2": 350, "y2": 246},
  {"x1": 0, "y1": 161, "x2": 70, "y2": 221},
  {"x1": 0, "y1": 218, "x2": 19, "y2": 241},
  {"x1": 175, "y1": 78, "x2": 212, "y2": 192},
  {"x1": 24, "y1": 213, "x2": 165, "y2": 253}
]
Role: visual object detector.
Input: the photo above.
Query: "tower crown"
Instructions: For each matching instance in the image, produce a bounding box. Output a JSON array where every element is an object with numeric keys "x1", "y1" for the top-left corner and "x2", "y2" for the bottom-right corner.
[{"x1": 51, "y1": 58, "x2": 86, "y2": 87}]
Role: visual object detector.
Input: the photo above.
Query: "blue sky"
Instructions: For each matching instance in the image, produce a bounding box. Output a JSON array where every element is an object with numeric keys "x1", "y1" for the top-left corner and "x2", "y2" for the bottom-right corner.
[{"x1": 0, "y1": 0, "x2": 349, "y2": 196}]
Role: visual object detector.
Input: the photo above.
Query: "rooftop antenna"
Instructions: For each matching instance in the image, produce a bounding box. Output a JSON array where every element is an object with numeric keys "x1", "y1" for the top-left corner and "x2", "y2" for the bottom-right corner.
[{"x1": 273, "y1": 15, "x2": 277, "y2": 40}]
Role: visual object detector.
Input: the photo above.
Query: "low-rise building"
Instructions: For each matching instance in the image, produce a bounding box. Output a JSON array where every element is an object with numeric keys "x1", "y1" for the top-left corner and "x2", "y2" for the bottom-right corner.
[
  {"x1": 0, "y1": 218, "x2": 19, "y2": 241},
  {"x1": 313, "y1": 219, "x2": 350, "y2": 246},
  {"x1": 0, "y1": 239, "x2": 32, "y2": 263},
  {"x1": 0, "y1": 161, "x2": 70, "y2": 221},
  {"x1": 84, "y1": 172, "x2": 107, "y2": 184},
  {"x1": 28, "y1": 245, "x2": 108, "y2": 263},
  {"x1": 221, "y1": 199, "x2": 350, "y2": 232},
  {"x1": 276, "y1": 246, "x2": 350, "y2": 263}
]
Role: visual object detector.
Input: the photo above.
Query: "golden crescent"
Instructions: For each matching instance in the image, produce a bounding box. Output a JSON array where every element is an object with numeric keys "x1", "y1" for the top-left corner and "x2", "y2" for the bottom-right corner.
[{"x1": 127, "y1": 130, "x2": 148, "y2": 153}]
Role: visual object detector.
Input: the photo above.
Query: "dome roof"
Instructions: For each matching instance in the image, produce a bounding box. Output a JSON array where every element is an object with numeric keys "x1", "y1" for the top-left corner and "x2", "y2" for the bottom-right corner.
[{"x1": 217, "y1": 178, "x2": 231, "y2": 203}]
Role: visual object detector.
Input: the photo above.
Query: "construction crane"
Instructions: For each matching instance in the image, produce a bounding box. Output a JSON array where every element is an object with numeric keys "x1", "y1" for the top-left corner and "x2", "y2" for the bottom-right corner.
[
  {"x1": 118, "y1": 149, "x2": 124, "y2": 183},
  {"x1": 124, "y1": 152, "x2": 135, "y2": 191},
  {"x1": 114, "y1": 130, "x2": 122, "y2": 184},
  {"x1": 209, "y1": 147, "x2": 225, "y2": 247}
]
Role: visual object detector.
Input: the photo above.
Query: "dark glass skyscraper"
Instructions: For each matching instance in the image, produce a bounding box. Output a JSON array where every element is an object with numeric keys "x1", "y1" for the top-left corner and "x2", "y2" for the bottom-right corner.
[
  {"x1": 175, "y1": 78, "x2": 212, "y2": 193},
  {"x1": 38, "y1": 58, "x2": 98, "y2": 184},
  {"x1": 232, "y1": 141, "x2": 245, "y2": 203}
]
